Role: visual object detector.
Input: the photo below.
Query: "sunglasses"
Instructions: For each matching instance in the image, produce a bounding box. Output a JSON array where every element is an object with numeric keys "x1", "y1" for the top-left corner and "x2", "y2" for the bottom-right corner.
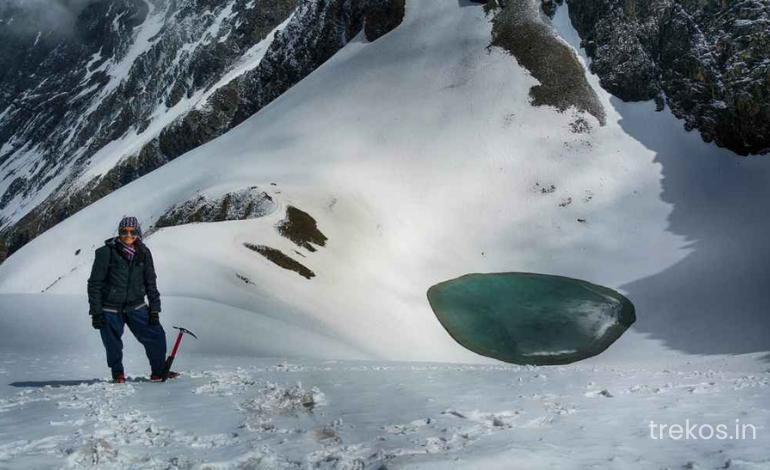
[{"x1": 119, "y1": 228, "x2": 138, "y2": 237}]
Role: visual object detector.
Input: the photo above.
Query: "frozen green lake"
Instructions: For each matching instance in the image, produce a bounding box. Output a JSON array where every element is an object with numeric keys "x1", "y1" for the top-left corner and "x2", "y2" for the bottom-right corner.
[{"x1": 427, "y1": 273, "x2": 636, "y2": 365}]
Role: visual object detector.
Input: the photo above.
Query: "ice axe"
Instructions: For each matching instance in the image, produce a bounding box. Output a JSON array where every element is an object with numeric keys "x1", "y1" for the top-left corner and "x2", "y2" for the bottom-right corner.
[{"x1": 161, "y1": 326, "x2": 198, "y2": 382}]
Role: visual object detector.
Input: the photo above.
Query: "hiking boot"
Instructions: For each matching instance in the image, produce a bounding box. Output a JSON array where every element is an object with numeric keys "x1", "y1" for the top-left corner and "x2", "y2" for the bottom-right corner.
[
  {"x1": 113, "y1": 373, "x2": 126, "y2": 384},
  {"x1": 149, "y1": 371, "x2": 180, "y2": 382}
]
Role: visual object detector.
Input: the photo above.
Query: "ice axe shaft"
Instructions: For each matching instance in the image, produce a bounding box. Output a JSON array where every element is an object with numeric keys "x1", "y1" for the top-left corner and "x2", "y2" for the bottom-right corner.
[{"x1": 161, "y1": 326, "x2": 198, "y2": 382}]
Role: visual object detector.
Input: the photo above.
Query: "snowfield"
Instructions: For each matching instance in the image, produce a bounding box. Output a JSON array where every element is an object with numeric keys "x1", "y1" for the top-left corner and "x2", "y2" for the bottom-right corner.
[
  {"x1": 0, "y1": 0, "x2": 768, "y2": 468},
  {"x1": 0, "y1": 352, "x2": 767, "y2": 469}
]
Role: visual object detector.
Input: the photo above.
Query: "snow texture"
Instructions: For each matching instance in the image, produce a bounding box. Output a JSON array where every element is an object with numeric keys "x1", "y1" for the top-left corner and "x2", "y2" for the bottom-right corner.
[
  {"x1": 0, "y1": 354, "x2": 767, "y2": 468},
  {"x1": 0, "y1": 0, "x2": 768, "y2": 467}
]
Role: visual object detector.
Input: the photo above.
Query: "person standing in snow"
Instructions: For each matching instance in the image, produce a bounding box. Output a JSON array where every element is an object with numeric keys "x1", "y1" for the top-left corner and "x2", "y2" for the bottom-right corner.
[{"x1": 87, "y1": 216, "x2": 178, "y2": 383}]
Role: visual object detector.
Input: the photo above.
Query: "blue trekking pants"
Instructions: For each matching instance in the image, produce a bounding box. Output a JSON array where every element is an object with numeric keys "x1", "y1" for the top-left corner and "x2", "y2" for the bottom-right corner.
[{"x1": 99, "y1": 304, "x2": 167, "y2": 377}]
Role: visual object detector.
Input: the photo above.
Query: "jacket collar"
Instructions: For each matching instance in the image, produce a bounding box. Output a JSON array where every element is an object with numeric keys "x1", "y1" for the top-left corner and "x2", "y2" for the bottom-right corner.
[{"x1": 105, "y1": 236, "x2": 146, "y2": 262}]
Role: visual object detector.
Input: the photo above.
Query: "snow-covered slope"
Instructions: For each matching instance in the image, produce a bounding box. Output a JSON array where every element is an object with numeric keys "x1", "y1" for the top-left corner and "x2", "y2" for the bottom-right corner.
[
  {"x1": 0, "y1": 0, "x2": 296, "y2": 230},
  {"x1": 1, "y1": 2, "x2": 769, "y2": 468},
  {"x1": 0, "y1": 0, "x2": 403, "y2": 261},
  {"x1": 0, "y1": 0, "x2": 768, "y2": 365}
]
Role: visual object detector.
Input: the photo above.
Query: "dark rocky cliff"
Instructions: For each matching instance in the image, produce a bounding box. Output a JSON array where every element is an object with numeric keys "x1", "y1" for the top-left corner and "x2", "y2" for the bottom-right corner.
[{"x1": 564, "y1": 0, "x2": 770, "y2": 156}]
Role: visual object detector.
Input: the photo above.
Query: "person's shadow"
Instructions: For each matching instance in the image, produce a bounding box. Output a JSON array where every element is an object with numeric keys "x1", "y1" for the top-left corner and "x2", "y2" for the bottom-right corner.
[{"x1": 9, "y1": 377, "x2": 152, "y2": 387}]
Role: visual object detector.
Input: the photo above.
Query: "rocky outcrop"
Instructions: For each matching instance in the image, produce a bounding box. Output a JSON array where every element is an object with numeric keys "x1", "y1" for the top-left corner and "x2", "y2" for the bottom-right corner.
[
  {"x1": 152, "y1": 187, "x2": 277, "y2": 232},
  {"x1": 487, "y1": 0, "x2": 606, "y2": 125},
  {"x1": 243, "y1": 243, "x2": 315, "y2": 279},
  {"x1": 564, "y1": 0, "x2": 770, "y2": 155},
  {"x1": 276, "y1": 206, "x2": 327, "y2": 252},
  {"x1": 364, "y1": 0, "x2": 406, "y2": 41}
]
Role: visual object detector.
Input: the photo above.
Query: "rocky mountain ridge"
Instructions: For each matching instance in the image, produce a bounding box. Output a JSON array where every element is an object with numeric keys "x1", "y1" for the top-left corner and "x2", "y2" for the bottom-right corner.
[
  {"x1": 0, "y1": 0, "x2": 404, "y2": 262},
  {"x1": 562, "y1": 0, "x2": 770, "y2": 155},
  {"x1": 1, "y1": 0, "x2": 767, "y2": 265}
]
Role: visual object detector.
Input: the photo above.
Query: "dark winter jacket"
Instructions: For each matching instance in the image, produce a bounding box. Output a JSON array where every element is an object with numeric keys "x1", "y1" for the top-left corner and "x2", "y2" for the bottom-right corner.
[{"x1": 87, "y1": 237, "x2": 161, "y2": 315}]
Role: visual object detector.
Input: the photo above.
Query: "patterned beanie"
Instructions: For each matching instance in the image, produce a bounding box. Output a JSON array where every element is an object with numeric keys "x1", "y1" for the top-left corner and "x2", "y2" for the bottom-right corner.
[{"x1": 118, "y1": 216, "x2": 142, "y2": 239}]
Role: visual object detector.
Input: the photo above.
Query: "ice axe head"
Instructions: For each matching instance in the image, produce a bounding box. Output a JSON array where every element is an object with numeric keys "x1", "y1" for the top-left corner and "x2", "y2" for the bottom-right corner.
[
  {"x1": 173, "y1": 326, "x2": 198, "y2": 339},
  {"x1": 162, "y1": 326, "x2": 198, "y2": 381}
]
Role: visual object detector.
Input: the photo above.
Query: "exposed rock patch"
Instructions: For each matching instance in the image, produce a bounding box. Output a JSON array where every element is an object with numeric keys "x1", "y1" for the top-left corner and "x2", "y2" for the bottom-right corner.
[
  {"x1": 569, "y1": 116, "x2": 592, "y2": 134},
  {"x1": 243, "y1": 243, "x2": 315, "y2": 279},
  {"x1": 365, "y1": 0, "x2": 406, "y2": 41},
  {"x1": 276, "y1": 206, "x2": 327, "y2": 252},
  {"x1": 489, "y1": 0, "x2": 606, "y2": 125},
  {"x1": 153, "y1": 187, "x2": 276, "y2": 231}
]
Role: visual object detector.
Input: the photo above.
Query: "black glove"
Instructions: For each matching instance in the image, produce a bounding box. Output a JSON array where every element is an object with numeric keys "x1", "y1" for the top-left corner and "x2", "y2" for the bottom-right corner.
[
  {"x1": 91, "y1": 312, "x2": 106, "y2": 330},
  {"x1": 149, "y1": 310, "x2": 160, "y2": 326}
]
